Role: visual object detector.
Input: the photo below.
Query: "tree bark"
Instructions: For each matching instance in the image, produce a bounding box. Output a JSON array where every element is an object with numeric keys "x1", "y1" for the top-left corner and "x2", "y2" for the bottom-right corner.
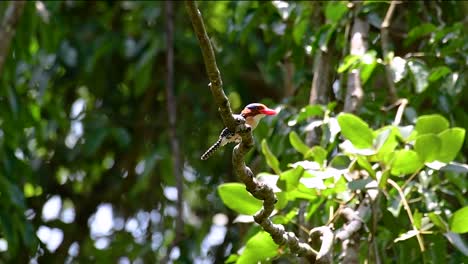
[
  {"x1": 381, "y1": 1, "x2": 400, "y2": 103},
  {"x1": 0, "y1": 1, "x2": 26, "y2": 76},
  {"x1": 162, "y1": 1, "x2": 185, "y2": 262},
  {"x1": 343, "y1": 17, "x2": 368, "y2": 113}
]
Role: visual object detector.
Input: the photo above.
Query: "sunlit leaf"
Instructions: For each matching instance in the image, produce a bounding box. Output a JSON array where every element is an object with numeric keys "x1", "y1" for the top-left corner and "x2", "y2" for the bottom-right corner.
[
  {"x1": 414, "y1": 134, "x2": 441, "y2": 162},
  {"x1": 261, "y1": 139, "x2": 282, "y2": 175},
  {"x1": 278, "y1": 166, "x2": 304, "y2": 191},
  {"x1": 289, "y1": 131, "x2": 309, "y2": 156},
  {"x1": 390, "y1": 56, "x2": 407, "y2": 83},
  {"x1": 407, "y1": 59, "x2": 429, "y2": 93},
  {"x1": 394, "y1": 230, "x2": 419, "y2": 243},
  {"x1": 218, "y1": 183, "x2": 262, "y2": 215},
  {"x1": 306, "y1": 146, "x2": 328, "y2": 166},
  {"x1": 414, "y1": 114, "x2": 449, "y2": 136},
  {"x1": 444, "y1": 232, "x2": 468, "y2": 256},
  {"x1": 357, "y1": 156, "x2": 375, "y2": 179},
  {"x1": 437, "y1": 128, "x2": 465, "y2": 163},
  {"x1": 359, "y1": 50, "x2": 378, "y2": 84},
  {"x1": 374, "y1": 126, "x2": 400, "y2": 161},
  {"x1": 338, "y1": 54, "x2": 360, "y2": 73},
  {"x1": 237, "y1": 231, "x2": 279, "y2": 264},
  {"x1": 288, "y1": 104, "x2": 324, "y2": 126},
  {"x1": 450, "y1": 206, "x2": 468, "y2": 233},
  {"x1": 390, "y1": 150, "x2": 423, "y2": 176},
  {"x1": 337, "y1": 113, "x2": 374, "y2": 149}
]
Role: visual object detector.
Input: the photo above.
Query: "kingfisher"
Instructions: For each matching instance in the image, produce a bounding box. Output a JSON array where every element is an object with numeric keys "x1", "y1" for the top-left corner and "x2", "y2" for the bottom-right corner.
[{"x1": 201, "y1": 103, "x2": 277, "y2": 160}]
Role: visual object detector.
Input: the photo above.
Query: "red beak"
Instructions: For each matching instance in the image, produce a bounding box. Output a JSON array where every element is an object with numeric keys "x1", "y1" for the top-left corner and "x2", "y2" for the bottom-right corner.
[{"x1": 260, "y1": 108, "x2": 277, "y2": 116}]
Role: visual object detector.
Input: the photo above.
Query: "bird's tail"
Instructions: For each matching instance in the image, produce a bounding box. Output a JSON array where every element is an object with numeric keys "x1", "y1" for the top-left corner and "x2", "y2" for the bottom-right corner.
[{"x1": 201, "y1": 138, "x2": 222, "y2": 160}]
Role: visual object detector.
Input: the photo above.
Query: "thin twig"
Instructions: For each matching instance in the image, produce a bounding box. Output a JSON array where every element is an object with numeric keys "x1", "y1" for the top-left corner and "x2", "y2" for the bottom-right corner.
[
  {"x1": 401, "y1": 165, "x2": 423, "y2": 193},
  {"x1": 393, "y1": 98, "x2": 408, "y2": 126},
  {"x1": 387, "y1": 179, "x2": 425, "y2": 252},
  {"x1": 0, "y1": 1, "x2": 26, "y2": 76},
  {"x1": 185, "y1": 0, "x2": 317, "y2": 260}
]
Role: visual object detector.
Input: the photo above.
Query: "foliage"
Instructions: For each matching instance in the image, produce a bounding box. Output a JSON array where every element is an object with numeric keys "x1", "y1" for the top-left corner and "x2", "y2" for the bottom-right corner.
[
  {"x1": 0, "y1": 1, "x2": 466, "y2": 263},
  {"x1": 222, "y1": 108, "x2": 467, "y2": 262}
]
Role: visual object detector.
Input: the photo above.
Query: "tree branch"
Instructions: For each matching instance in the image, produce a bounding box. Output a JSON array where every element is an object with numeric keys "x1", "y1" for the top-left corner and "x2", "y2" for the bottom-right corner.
[
  {"x1": 162, "y1": 1, "x2": 184, "y2": 262},
  {"x1": 343, "y1": 16, "x2": 368, "y2": 113},
  {"x1": 185, "y1": 0, "x2": 318, "y2": 260},
  {"x1": 184, "y1": 0, "x2": 236, "y2": 131},
  {"x1": 0, "y1": 1, "x2": 26, "y2": 76},
  {"x1": 381, "y1": 1, "x2": 401, "y2": 103}
]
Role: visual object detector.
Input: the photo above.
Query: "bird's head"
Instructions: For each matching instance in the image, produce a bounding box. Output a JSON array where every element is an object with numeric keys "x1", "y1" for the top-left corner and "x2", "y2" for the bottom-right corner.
[{"x1": 241, "y1": 103, "x2": 277, "y2": 129}]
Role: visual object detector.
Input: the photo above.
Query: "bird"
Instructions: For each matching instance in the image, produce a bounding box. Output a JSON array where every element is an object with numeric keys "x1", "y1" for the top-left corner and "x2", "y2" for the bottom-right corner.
[{"x1": 201, "y1": 103, "x2": 277, "y2": 160}]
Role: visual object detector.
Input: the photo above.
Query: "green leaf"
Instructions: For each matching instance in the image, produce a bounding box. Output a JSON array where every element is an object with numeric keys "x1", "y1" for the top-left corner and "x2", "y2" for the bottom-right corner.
[
  {"x1": 429, "y1": 212, "x2": 448, "y2": 232},
  {"x1": 83, "y1": 128, "x2": 108, "y2": 156},
  {"x1": 407, "y1": 59, "x2": 429, "y2": 93},
  {"x1": 348, "y1": 177, "x2": 373, "y2": 191},
  {"x1": 288, "y1": 105, "x2": 324, "y2": 126},
  {"x1": 0, "y1": 211, "x2": 18, "y2": 256},
  {"x1": 289, "y1": 131, "x2": 309, "y2": 156},
  {"x1": 428, "y1": 66, "x2": 451, "y2": 82},
  {"x1": 262, "y1": 139, "x2": 281, "y2": 175},
  {"x1": 325, "y1": 1, "x2": 348, "y2": 23},
  {"x1": 390, "y1": 150, "x2": 423, "y2": 176},
  {"x1": 359, "y1": 50, "x2": 378, "y2": 84},
  {"x1": 293, "y1": 18, "x2": 308, "y2": 45},
  {"x1": 237, "y1": 231, "x2": 279, "y2": 264},
  {"x1": 218, "y1": 183, "x2": 262, "y2": 215},
  {"x1": 225, "y1": 254, "x2": 238, "y2": 264},
  {"x1": 287, "y1": 183, "x2": 318, "y2": 201},
  {"x1": 374, "y1": 126, "x2": 400, "y2": 162},
  {"x1": 414, "y1": 134, "x2": 441, "y2": 162},
  {"x1": 413, "y1": 210, "x2": 422, "y2": 229},
  {"x1": 306, "y1": 146, "x2": 328, "y2": 166},
  {"x1": 414, "y1": 114, "x2": 449, "y2": 136},
  {"x1": 278, "y1": 166, "x2": 304, "y2": 191},
  {"x1": 405, "y1": 23, "x2": 437, "y2": 46},
  {"x1": 337, "y1": 113, "x2": 374, "y2": 149},
  {"x1": 378, "y1": 170, "x2": 391, "y2": 189},
  {"x1": 112, "y1": 127, "x2": 131, "y2": 149},
  {"x1": 329, "y1": 155, "x2": 351, "y2": 169},
  {"x1": 450, "y1": 206, "x2": 468, "y2": 233},
  {"x1": 317, "y1": 24, "x2": 336, "y2": 52},
  {"x1": 357, "y1": 156, "x2": 376, "y2": 179},
  {"x1": 338, "y1": 54, "x2": 360, "y2": 73},
  {"x1": 437, "y1": 128, "x2": 465, "y2": 163}
]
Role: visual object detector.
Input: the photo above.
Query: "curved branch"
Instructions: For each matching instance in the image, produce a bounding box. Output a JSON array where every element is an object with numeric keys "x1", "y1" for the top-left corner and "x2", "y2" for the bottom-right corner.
[
  {"x1": 309, "y1": 226, "x2": 334, "y2": 263},
  {"x1": 185, "y1": 0, "x2": 317, "y2": 260}
]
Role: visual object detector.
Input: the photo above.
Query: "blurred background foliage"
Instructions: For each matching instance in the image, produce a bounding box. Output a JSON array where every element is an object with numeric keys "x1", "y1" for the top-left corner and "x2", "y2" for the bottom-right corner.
[{"x1": 0, "y1": 1, "x2": 466, "y2": 263}]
